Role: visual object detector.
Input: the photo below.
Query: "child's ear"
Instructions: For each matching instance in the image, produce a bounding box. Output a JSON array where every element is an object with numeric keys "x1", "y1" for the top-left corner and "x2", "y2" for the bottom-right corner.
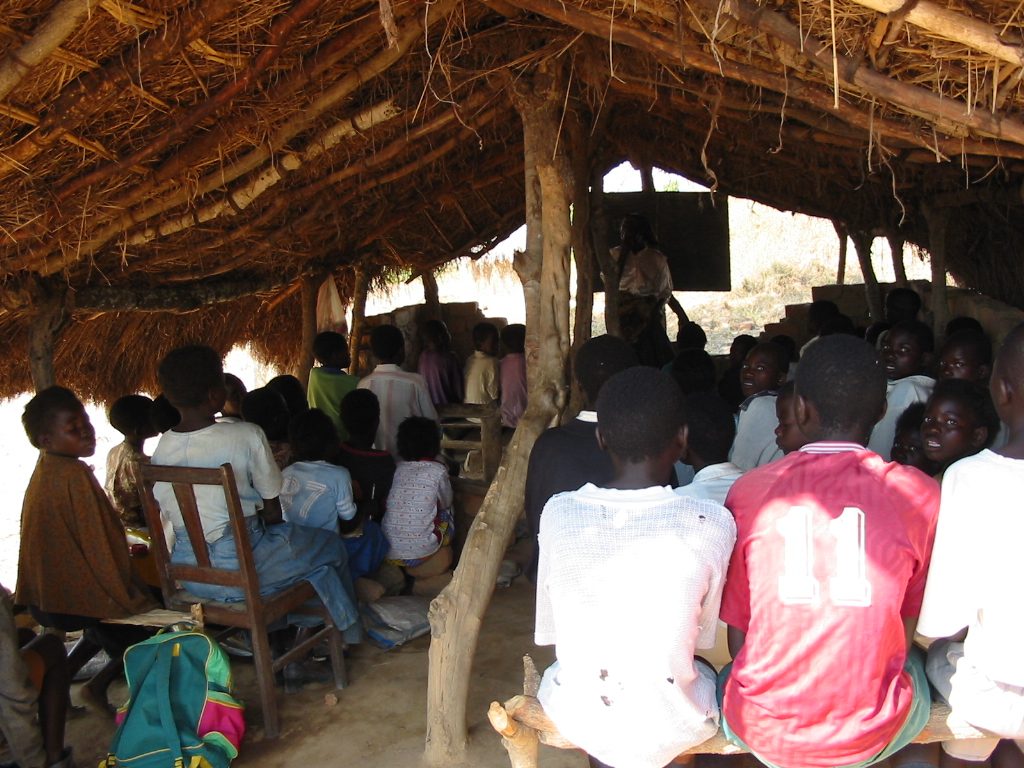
[
  {"x1": 794, "y1": 394, "x2": 812, "y2": 432},
  {"x1": 991, "y1": 375, "x2": 1012, "y2": 410},
  {"x1": 977, "y1": 363, "x2": 992, "y2": 381},
  {"x1": 595, "y1": 427, "x2": 608, "y2": 453},
  {"x1": 676, "y1": 425, "x2": 689, "y2": 462},
  {"x1": 775, "y1": 371, "x2": 787, "y2": 388}
]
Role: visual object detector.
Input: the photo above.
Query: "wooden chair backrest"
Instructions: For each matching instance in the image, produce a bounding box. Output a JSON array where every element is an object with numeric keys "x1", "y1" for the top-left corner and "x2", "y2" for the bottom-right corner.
[{"x1": 134, "y1": 462, "x2": 261, "y2": 607}]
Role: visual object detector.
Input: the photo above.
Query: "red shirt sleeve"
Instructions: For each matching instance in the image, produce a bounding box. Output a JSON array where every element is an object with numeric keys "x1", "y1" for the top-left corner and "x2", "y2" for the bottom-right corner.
[{"x1": 899, "y1": 469, "x2": 941, "y2": 619}]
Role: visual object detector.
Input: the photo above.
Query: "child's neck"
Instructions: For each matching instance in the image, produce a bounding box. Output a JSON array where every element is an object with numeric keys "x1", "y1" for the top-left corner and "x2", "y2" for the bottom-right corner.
[
  {"x1": 174, "y1": 406, "x2": 217, "y2": 432},
  {"x1": 997, "y1": 427, "x2": 1024, "y2": 460},
  {"x1": 345, "y1": 436, "x2": 375, "y2": 450},
  {"x1": 606, "y1": 460, "x2": 672, "y2": 490},
  {"x1": 125, "y1": 435, "x2": 145, "y2": 452}
]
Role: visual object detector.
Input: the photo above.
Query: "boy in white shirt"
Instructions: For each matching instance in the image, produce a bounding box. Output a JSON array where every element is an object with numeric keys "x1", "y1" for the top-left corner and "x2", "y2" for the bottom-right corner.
[
  {"x1": 868, "y1": 320, "x2": 935, "y2": 460},
  {"x1": 536, "y1": 367, "x2": 736, "y2": 768},
  {"x1": 918, "y1": 321, "x2": 1024, "y2": 767}
]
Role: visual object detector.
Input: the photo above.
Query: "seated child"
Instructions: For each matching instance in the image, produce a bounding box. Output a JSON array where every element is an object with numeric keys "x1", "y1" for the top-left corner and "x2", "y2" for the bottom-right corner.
[
  {"x1": 717, "y1": 333, "x2": 757, "y2": 412},
  {"x1": 719, "y1": 335, "x2": 939, "y2": 768},
  {"x1": 282, "y1": 408, "x2": 388, "y2": 584},
  {"x1": 464, "y1": 321, "x2": 500, "y2": 413},
  {"x1": 241, "y1": 386, "x2": 292, "y2": 468},
  {"x1": 535, "y1": 367, "x2": 736, "y2": 768},
  {"x1": 306, "y1": 331, "x2": 358, "y2": 441},
  {"x1": 917, "y1": 321, "x2": 1024, "y2": 766},
  {"x1": 336, "y1": 389, "x2": 396, "y2": 524},
  {"x1": 357, "y1": 324, "x2": 437, "y2": 457},
  {"x1": 1, "y1": 586, "x2": 72, "y2": 768},
  {"x1": 105, "y1": 394, "x2": 157, "y2": 528},
  {"x1": 729, "y1": 340, "x2": 789, "y2": 470},
  {"x1": 773, "y1": 380, "x2": 809, "y2": 454},
  {"x1": 938, "y1": 329, "x2": 992, "y2": 383},
  {"x1": 669, "y1": 348, "x2": 717, "y2": 396},
  {"x1": 868, "y1": 319, "x2": 935, "y2": 460},
  {"x1": 151, "y1": 346, "x2": 361, "y2": 645},
  {"x1": 891, "y1": 402, "x2": 939, "y2": 476},
  {"x1": 150, "y1": 393, "x2": 180, "y2": 432},
  {"x1": 382, "y1": 417, "x2": 454, "y2": 588},
  {"x1": 217, "y1": 373, "x2": 246, "y2": 422},
  {"x1": 16, "y1": 386, "x2": 155, "y2": 712},
  {"x1": 674, "y1": 391, "x2": 743, "y2": 505},
  {"x1": 525, "y1": 335, "x2": 638, "y2": 582},
  {"x1": 945, "y1": 315, "x2": 985, "y2": 337},
  {"x1": 499, "y1": 323, "x2": 527, "y2": 428},
  {"x1": 417, "y1": 319, "x2": 463, "y2": 407},
  {"x1": 675, "y1": 320, "x2": 708, "y2": 352},
  {"x1": 265, "y1": 374, "x2": 309, "y2": 418},
  {"x1": 921, "y1": 378, "x2": 999, "y2": 477}
]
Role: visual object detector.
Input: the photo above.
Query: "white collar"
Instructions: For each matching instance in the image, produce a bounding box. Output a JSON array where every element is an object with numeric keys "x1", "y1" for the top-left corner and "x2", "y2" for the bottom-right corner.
[{"x1": 576, "y1": 410, "x2": 598, "y2": 423}]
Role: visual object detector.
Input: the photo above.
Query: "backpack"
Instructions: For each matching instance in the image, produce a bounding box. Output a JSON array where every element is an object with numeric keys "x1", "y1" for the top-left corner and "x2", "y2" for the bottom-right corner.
[{"x1": 101, "y1": 628, "x2": 245, "y2": 768}]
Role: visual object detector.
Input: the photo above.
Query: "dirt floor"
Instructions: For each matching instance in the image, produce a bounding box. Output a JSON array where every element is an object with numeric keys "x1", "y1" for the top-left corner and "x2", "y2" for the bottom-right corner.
[{"x1": 60, "y1": 574, "x2": 586, "y2": 768}]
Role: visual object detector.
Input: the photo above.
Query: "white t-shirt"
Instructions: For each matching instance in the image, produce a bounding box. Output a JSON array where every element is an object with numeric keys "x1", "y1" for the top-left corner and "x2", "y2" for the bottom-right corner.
[
  {"x1": 357, "y1": 364, "x2": 438, "y2": 457},
  {"x1": 151, "y1": 421, "x2": 282, "y2": 543},
  {"x1": 729, "y1": 393, "x2": 782, "y2": 470},
  {"x1": 868, "y1": 374, "x2": 934, "y2": 461},
  {"x1": 918, "y1": 449, "x2": 1024, "y2": 687},
  {"x1": 536, "y1": 484, "x2": 736, "y2": 768},
  {"x1": 674, "y1": 462, "x2": 744, "y2": 506},
  {"x1": 280, "y1": 460, "x2": 356, "y2": 532}
]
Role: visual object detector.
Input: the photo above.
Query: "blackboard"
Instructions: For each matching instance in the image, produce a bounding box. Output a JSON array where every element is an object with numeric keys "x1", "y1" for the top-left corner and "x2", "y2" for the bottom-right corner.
[{"x1": 598, "y1": 191, "x2": 731, "y2": 292}]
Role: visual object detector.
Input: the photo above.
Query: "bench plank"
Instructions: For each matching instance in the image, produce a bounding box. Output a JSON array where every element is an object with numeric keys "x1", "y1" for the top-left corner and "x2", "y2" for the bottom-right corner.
[{"x1": 490, "y1": 695, "x2": 998, "y2": 764}]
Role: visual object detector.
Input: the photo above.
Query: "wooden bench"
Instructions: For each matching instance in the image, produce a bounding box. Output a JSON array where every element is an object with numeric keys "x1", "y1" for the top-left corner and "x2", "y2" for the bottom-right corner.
[
  {"x1": 438, "y1": 403, "x2": 503, "y2": 482},
  {"x1": 488, "y1": 656, "x2": 997, "y2": 768}
]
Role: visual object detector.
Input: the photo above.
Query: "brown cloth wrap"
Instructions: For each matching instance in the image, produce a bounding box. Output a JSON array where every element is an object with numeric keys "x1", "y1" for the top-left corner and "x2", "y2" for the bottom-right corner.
[{"x1": 16, "y1": 453, "x2": 154, "y2": 619}]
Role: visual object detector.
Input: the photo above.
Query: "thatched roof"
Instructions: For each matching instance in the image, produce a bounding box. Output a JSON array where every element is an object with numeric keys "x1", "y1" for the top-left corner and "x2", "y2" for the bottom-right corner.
[{"x1": 3, "y1": 0, "x2": 1024, "y2": 399}]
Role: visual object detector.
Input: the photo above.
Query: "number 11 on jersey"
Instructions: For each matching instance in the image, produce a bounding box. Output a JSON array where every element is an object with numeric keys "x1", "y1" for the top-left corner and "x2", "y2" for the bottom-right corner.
[{"x1": 777, "y1": 506, "x2": 872, "y2": 607}]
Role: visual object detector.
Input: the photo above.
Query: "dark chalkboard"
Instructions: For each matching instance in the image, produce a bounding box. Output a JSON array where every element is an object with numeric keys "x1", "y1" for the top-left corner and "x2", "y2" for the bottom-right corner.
[{"x1": 598, "y1": 191, "x2": 731, "y2": 292}]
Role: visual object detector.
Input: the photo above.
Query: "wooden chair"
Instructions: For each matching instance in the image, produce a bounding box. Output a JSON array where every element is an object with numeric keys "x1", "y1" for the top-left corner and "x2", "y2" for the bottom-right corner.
[{"x1": 133, "y1": 462, "x2": 347, "y2": 739}]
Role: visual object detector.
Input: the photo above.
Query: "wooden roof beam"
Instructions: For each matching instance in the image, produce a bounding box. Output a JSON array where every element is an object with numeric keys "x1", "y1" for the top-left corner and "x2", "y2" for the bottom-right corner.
[
  {"x1": 0, "y1": 0, "x2": 94, "y2": 101},
  {"x1": 846, "y1": 0, "x2": 1024, "y2": 70}
]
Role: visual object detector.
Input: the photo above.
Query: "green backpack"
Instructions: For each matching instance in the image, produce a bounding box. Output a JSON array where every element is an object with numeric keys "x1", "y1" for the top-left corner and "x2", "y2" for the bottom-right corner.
[{"x1": 101, "y1": 629, "x2": 245, "y2": 768}]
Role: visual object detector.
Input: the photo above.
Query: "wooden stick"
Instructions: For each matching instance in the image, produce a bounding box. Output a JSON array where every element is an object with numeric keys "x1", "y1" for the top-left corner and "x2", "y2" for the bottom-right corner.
[
  {"x1": 348, "y1": 266, "x2": 369, "y2": 377},
  {"x1": 0, "y1": 0, "x2": 241, "y2": 181},
  {"x1": 834, "y1": 220, "x2": 848, "y2": 286},
  {"x1": 852, "y1": 230, "x2": 884, "y2": 321},
  {"x1": 0, "y1": 0, "x2": 94, "y2": 101},
  {"x1": 888, "y1": 233, "x2": 908, "y2": 287},
  {"x1": 21, "y1": 0, "x2": 456, "y2": 277},
  {"x1": 294, "y1": 274, "x2": 320, "y2": 386},
  {"x1": 923, "y1": 203, "x2": 949, "y2": 339},
  {"x1": 27, "y1": 280, "x2": 68, "y2": 391},
  {"x1": 55, "y1": 0, "x2": 326, "y2": 202},
  {"x1": 845, "y1": 0, "x2": 1024, "y2": 70}
]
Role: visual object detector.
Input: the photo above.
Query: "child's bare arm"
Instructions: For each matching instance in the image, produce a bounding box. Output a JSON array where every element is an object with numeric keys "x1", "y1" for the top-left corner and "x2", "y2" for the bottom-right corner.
[{"x1": 260, "y1": 497, "x2": 283, "y2": 525}]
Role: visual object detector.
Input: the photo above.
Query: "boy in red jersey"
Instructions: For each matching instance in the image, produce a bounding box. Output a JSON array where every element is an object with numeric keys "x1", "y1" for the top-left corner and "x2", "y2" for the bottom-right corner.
[{"x1": 719, "y1": 334, "x2": 940, "y2": 768}]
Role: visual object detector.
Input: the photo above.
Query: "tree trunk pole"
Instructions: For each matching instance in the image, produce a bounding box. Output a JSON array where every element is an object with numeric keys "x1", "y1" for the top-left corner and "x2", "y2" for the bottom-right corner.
[
  {"x1": 922, "y1": 204, "x2": 949, "y2": 340},
  {"x1": 852, "y1": 231, "x2": 883, "y2": 321},
  {"x1": 888, "y1": 234, "x2": 908, "y2": 287},
  {"x1": 567, "y1": 113, "x2": 595, "y2": 419},
  {"x1": 832, "y1": 220, "x2": 848, "y2": 286},
  {"x1": 348, "y1": 266, "x2": 369, "y2": 376},
  {"x1": 27, "y1": 280, "x2": 68, "y2": 391},
  {"x1": 591, "y1": 169, "x2": 620, "y2": 337},
  {"x1": 293, "y1": 274, "x2": 319, "y2": 388},
  {"x1": 425, "y1": 59, "x2": 573, "y2": 765},
  {"x1": 422, "y1": 270, "x2": 441, "y2": 319}
]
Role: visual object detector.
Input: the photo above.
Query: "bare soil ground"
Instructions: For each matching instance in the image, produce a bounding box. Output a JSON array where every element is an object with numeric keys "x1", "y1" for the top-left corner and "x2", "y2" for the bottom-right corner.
[{"x1": 59, "y1": 573, "x2": 586, "y2": 768}]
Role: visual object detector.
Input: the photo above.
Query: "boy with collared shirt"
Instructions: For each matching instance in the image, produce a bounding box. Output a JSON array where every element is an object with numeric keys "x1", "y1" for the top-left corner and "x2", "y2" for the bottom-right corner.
[
  {"x1": 917, "y1": 322, "x2": 1024, "y2": 767},
  {"x1": 868, "y1": 319, "x2": 935, "y2": 460},
  {"x1": 536, "y1": 367, "x2": 735, "y2": 768},
  {"x1": 357, "y1": 324, "x2": 438, "y2": 457},
  {"x1": 524, "y1": 335, "x2": 638, "y2": 582},
  {"x1": 674, "y1": 392, "x2": 743, "y2": 506},
  {"x1": 729, "y1": 341, "x2": 789, "y2": 470},
  {"x1": 719, "y1": 334, "x2": 940, "y2": 768}
]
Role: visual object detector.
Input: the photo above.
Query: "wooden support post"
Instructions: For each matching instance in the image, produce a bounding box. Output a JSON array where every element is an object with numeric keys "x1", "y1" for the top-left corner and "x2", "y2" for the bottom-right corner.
[
  {"x1": 425, "y1": 59, "x2": 573, "y2": 765},
  {"x1": 27, "y1": 280, "x2": 68, "y2": 391},
  {"x1": 852, "y1": 231, "x2": 883, "y2": 321},
  {"x1": 294, "y1": 274, "x2": 318, "y2": 388},
  {"x1": 422, "y1": 270, "x2": 441, "y2": 319},
  {"x1": 348, "y1": 266, "x2": 369, "y2": 377},
  {"x1": 591, "y1": 169, "x2": 620, "y2": 337},
  {"x1": 832, "y1": 220, "x2": 848, "y2": 286},
  {"x1": 567, "y1": 112, "x2": 594, "y2": 419},
  {"x1": 923, "y1": 204, "x2": 949, "y2": 339},
  {"x1": 888, "y1": 233, "x2": 908, "y2": 287}
]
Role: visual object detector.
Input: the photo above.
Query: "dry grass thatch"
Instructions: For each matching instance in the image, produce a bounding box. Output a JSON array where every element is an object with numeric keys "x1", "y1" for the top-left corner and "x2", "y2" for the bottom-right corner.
[{"x1": 3, "y1": 0, "x2": 1024, "y2": 395}]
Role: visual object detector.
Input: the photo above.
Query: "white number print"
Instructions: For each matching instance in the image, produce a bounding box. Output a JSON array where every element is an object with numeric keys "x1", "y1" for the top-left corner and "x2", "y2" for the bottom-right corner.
[{"x1": 776, "y1": 506, "x2": 872, "y2": 607}]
